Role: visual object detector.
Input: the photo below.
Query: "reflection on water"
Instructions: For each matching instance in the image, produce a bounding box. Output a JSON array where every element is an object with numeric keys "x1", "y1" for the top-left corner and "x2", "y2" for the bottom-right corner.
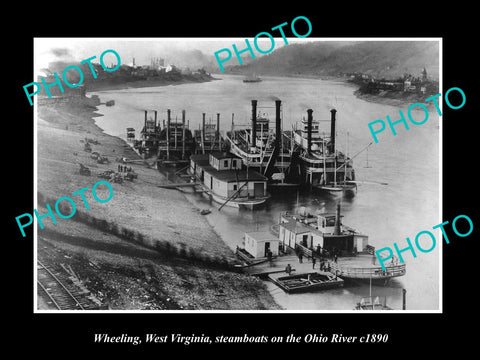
[{"x1": 91, "y1": 73, "x2": 440, "y2": 311}]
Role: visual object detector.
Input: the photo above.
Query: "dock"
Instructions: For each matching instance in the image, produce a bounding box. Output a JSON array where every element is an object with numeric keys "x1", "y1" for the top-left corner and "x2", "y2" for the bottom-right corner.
[
  {"x1": 330, "y1": 254, "x2": 406, "y2": 285},
  {"x1": 157, "y1": 182, "x2": 199, "y2": 189},
  {"x1": 244, "y1": 267, "x2": 296, "y2": 279}
]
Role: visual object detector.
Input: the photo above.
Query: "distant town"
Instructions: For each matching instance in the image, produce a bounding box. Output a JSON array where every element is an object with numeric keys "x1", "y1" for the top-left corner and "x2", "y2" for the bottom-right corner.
[
  {"x1": 37, "y1": 56, "x2": 213, "y2": 103},
  {"x1": 345, "y1": 67, "x2": 439, "y2": 99},
  {"x1": 124, "y1": 57, "x2": 210, "y2": 77}
]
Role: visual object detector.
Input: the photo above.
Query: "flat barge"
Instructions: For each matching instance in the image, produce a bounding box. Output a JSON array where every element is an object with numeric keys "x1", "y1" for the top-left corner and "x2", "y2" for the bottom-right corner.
[{"x1": 268, "y1": 271, "x2": 344, "y2": 293}]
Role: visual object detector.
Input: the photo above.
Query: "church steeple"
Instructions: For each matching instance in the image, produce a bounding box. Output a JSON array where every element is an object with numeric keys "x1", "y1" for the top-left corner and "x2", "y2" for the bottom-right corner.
[{"x1": 422, "y1": 67, "x2": 427, "y2": 81}]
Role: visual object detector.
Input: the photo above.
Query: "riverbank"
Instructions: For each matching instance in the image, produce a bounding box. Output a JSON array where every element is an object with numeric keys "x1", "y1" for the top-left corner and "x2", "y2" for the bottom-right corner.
[
  {"x1": 86, "y1": 72, "x2": 219, "y2": 92},
  {"x1": 36, "y1": 95, "x2": 281, "y2": 310},
  {"x1": 353, "y1": 88, "x2": 437, "y2": 108},
  {"x1": 332, "y1": 77, "x2": 439, "y2": 109}
]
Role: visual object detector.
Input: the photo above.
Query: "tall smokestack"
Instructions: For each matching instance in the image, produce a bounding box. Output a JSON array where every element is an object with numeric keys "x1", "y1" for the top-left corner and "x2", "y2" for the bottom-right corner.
[
  {"x1": 216, "y1": 113, "x2": 221, "y2": 150},
  {"x1": 182, "y1": 110, "x2": 186, "y2": 159},
  {"x1": 334, "y1": 203, "x2": 341, "y2": 235},
  {"x1": 307, "y1": 109, "x2": 313, "y2": 154},
  {"x1": 144, "y1": 110, "x2": 147, "y2": 130},
  {"x1": 202, "y1": 113, "x2": 206, "y2": 143},
  {"x1": 251, "y1": 100, "x2": 257, "y2": 148},
  {"x1": 154, "y1": 110, "x2": 157, "y2": 130},
  {"x1": 330, "y1": 109, "x2": 337, "y2": 154},
  {"x1": 275, "y1": 100, "x2": 281, "y2": 149},
  {"x1": 166, "y1": 109, "x2": 171, "y2": 159}
]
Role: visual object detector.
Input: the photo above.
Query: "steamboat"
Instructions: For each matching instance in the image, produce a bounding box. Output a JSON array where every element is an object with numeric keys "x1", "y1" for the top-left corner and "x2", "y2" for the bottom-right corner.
[
  {"x1": 193, "y1": 113, "x2": 227, "y2": 154},
  {"x1": 243, "y1": 74, "x2": 262, "y2": 83},
  {"x1": 131, "y1": 109, "x2": 196, "y2": 166},
  {"x1": 225, "y1": 99, "x2": 300, "y2": 190},
  {"x1": 276, "y1": 204, "x2": 406, "y2": 286},
  {"x1": 291, "y1": 108, "x2": 356, "y2": 196}
]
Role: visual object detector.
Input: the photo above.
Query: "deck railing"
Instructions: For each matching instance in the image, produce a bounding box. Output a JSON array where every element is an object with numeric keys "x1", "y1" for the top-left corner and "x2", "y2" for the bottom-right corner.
[{"x1": 331, "y1": 262, "x2": 406, "y2": 278}]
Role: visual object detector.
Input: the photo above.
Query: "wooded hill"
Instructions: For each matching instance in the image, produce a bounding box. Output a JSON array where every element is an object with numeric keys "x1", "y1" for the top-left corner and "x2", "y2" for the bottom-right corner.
[{"x1": 225, "y1": 41, "x2": 439, "y2": 79}]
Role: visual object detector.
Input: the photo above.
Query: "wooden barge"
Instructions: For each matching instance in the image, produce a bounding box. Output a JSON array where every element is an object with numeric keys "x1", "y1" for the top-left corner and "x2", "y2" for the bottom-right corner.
[{"x1": 268, "y1": 271, "x2": 344, "y2": 294}]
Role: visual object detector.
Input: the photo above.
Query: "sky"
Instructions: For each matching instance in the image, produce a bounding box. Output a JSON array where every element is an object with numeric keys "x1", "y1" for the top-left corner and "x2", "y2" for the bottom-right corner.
[
  {"x1": 33, "y1": 37, "x2": 353, "y2": 73},
  {"x1": 34, "y1": 38, "x2": 290, "y2": 71}
]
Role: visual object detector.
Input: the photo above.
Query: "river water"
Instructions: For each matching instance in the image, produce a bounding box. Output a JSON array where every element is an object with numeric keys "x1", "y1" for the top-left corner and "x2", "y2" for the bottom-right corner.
[{"x1": 91, "y1": 74, "x2": 440, "y2": 311}]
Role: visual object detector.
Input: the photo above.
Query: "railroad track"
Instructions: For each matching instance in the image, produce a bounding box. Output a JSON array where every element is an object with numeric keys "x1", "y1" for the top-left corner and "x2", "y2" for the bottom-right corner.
[
  {"x1": 37, "y1": 258, "x2": 103, "y2": 310},
  {"x1": 37, "y1": 239, "x2": 106, "y2": 310},
  {"x1": 37, "y1": 260, "x2": 86, "y2": 310}
]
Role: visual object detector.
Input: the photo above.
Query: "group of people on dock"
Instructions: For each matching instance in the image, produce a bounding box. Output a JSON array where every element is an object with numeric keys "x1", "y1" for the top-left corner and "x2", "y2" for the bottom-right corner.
[
  {"x1": 294, "y1": 244, "x2": 338, "y2": 266},
  {"x1": 283, "y1": 244, "x2": 340, "y2": 276}
]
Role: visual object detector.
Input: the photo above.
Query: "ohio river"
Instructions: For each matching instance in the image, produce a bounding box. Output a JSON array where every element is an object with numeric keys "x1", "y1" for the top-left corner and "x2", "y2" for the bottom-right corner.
[{"x1": 91, "y1": 73, "x2": 440, "y2": 311}]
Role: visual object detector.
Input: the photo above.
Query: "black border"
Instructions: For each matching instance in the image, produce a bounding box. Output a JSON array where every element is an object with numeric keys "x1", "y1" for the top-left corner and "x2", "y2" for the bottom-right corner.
[{"x1": 9, "y1": 5, "x2": 478, "y2": 354}]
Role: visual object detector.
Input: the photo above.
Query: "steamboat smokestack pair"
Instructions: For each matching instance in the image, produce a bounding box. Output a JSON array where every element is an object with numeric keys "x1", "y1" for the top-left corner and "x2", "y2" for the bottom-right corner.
[
  {"x1": 305, "y1": 108, "x2": 336, "y2": 154},
  {"x1": 144, "y1": 110, "x2": 158, "y2": 129},
  {"x1": 202, "y1": 113, "x2": 221, "y2": 148},
  {"x1": 250, "y1": 99, "x2": 282, "y2": 148}
]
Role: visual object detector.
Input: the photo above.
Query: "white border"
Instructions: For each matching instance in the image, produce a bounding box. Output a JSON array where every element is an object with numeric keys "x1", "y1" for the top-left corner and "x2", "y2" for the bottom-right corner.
[{"x1": 33, "y1": 37, "x2": 443, "y2": 314}]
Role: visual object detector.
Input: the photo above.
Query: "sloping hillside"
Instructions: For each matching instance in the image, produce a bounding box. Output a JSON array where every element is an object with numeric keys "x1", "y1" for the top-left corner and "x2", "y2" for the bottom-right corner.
[{"x1": 225, "y1": 41, "x2": 439, "y2": 79}]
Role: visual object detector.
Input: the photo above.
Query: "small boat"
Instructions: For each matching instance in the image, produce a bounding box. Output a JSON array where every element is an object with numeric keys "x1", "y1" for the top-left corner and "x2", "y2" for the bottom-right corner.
[
  {"x1": 354, "y1": 280, "x2": 404, "y2": 310},
  {"x1": 200, "y1": 209, "x2": 211, "y2": 215},
  {"x1": 317, "y1": 182, "x2": 357, "y2": 196},
  {"x1": 105, "y1": 100, "x2": 115, "y2": 106},
  {"x1": 354, "y1": 296, "x2": 392, "y2": 310},
  {"x1": 269, "y1": 271, "x2": 344, "y2": 293},
  {"x1": 243, "y1": 74, "x2": 262, "y2": 83}
]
